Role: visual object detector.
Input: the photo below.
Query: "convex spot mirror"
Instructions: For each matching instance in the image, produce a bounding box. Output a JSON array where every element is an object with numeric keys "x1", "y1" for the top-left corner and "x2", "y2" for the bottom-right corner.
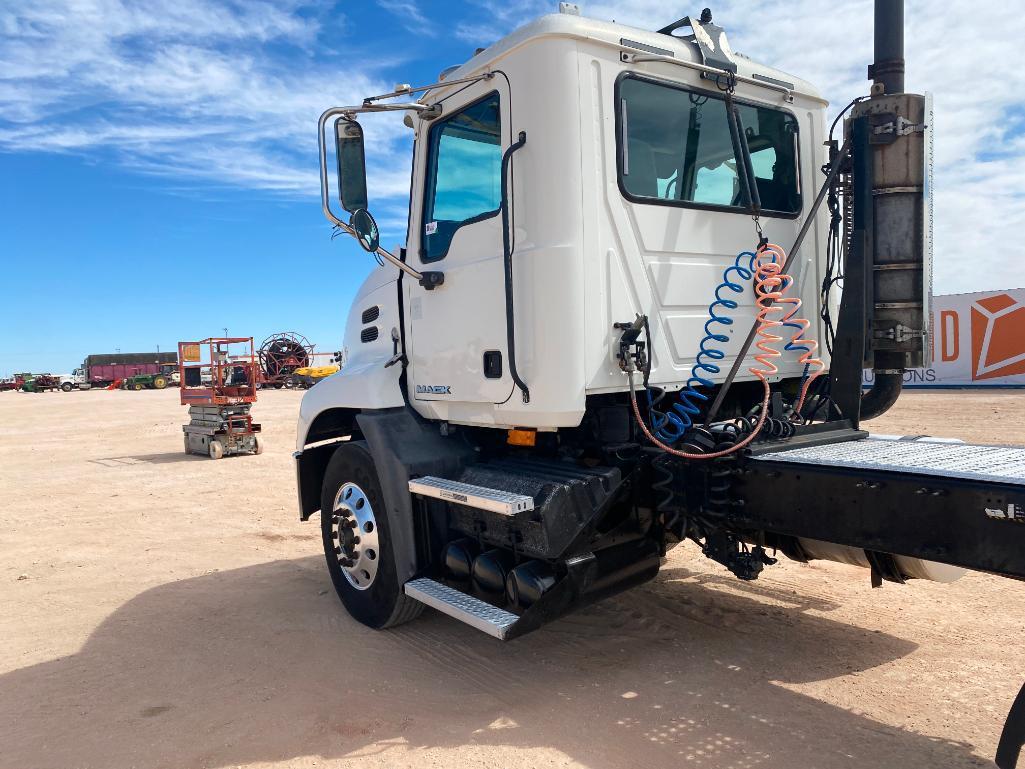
[
  {"x1": 350, "y1": 209, "x2": 380, "y2": 253},
  {"x1": 335, "y1": 118, "x2": 368, "y2": 213}
]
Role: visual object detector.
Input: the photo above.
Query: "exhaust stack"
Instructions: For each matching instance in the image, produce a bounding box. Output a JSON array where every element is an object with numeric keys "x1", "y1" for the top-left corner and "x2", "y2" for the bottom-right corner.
[
  {"x1": 870, "y1": 0, "x2": 905, "y2": 94},
  {"x1": 834, "y1": 0, "x2": 931, "y2": 423}
]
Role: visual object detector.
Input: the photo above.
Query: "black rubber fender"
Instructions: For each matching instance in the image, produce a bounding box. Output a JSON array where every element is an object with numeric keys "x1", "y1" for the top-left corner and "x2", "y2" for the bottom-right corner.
[{"x1": 355, "y1": 407, "x2": 475, "y2": 584}]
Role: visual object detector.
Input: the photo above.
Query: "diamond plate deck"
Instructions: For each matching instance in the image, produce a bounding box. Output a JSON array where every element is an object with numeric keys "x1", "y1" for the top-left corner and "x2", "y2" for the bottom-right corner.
[
  {"x1": 404, "y1": 578, "x2": 519, "y2": 639},
  {"x1": 756, "y1": 436, "x2": 1025, "y2": 486},
  {"x1": 408, "y1": 476, "x2": 534, "y2": 515}
]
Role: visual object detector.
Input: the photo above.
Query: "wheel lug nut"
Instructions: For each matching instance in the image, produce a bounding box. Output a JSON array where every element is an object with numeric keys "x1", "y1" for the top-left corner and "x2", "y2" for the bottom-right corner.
[{"x1": 351, "y1": 536, "x2": 360, "y2": 545}]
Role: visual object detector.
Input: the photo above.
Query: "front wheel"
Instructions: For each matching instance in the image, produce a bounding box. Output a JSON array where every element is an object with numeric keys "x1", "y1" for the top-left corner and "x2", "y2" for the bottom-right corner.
[
  {"x1": 320, "y1": 443, "x2": 422, "y2": 629},
  {"x1": 61, "y1": 382, "x2": 73, "y2": 392}
]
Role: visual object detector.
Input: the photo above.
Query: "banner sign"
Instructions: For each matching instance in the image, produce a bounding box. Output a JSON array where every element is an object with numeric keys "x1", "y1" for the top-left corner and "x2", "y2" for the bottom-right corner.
[{"x1": 863, "y1": 288, "x2": 1025, "y2": 387}]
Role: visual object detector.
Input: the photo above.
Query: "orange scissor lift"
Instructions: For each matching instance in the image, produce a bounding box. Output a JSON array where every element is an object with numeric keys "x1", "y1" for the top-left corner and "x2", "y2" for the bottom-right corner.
[{"x1": 179, "y1": 338, "x2": 263, "y2": 459}]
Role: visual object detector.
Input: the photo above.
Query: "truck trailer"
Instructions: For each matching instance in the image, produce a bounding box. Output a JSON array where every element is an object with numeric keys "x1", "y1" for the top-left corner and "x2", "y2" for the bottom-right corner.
[
  {"x1": 294, "y1": 3, "x2": 1025, "y2": 765},
  {"x1": 61, "y1": 352, "x2": 178, "y2": 391}
]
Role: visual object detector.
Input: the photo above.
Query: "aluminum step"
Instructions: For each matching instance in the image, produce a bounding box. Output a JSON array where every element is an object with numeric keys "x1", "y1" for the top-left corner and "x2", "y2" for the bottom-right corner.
[
  {"x1": 404, "y1": 578, "x2": 519, "y2": 640},
  {"x1": 756, "y1": 435, "x2": 1025, "y2": 486},
  {"x1": 408, "y1": 476, "x2": 534, "y2": 515}
]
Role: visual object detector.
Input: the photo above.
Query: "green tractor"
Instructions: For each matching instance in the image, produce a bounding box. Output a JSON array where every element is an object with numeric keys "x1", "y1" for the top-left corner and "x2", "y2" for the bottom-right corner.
[
  {"x1": 122, "y1": 365, "x2": 179, "y2": 391},
  {"x1": 20, "y1": 374, "x2": 60, "y2": 393}
]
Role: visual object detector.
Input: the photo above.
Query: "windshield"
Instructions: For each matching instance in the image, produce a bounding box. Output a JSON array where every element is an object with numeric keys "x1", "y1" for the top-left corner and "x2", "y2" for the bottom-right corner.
[{"x1": 618, "y1": 75, "x2": 801, "y2": 215}]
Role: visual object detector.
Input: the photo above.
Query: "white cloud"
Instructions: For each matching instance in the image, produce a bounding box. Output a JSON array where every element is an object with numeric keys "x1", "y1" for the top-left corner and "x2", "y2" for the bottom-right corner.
[
  {"x1": 376, "y1": 0, "x2": 434, "y2": 34},
  {"x1": 4, "y1": 0, "x2": 1024, "y2": 294},
  {"x1": 0, "y1": 0, "x2": 412, "y2": 193}
]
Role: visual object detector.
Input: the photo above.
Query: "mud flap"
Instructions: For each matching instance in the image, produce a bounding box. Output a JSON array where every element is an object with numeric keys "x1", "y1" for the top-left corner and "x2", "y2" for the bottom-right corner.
[{"x1": 997, "y1": 680, "x2": 1025, "y2": 769}]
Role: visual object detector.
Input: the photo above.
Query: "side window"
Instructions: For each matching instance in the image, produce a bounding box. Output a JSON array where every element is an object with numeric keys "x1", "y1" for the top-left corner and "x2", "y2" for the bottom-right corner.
[
  {"x1": 736, "y1": 102, "x2": 801, "y2": 213},
  {"x1": 421, "y1": 92, "x2": 502, "y2": 262},
  {"x1": 618, "y1": 76, "x2": 801, "y2": 216}
]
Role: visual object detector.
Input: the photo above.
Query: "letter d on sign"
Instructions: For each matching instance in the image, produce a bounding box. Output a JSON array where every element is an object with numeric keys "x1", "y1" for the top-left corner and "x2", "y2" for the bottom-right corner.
[{"x1": 941, "y1": 310, "x2": 960, "y2": 362}]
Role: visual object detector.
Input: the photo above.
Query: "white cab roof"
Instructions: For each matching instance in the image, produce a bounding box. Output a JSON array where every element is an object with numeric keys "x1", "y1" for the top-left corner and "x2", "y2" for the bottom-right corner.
[{"x1": 440, "y1": 12, "x2": 825, "y2": 105}]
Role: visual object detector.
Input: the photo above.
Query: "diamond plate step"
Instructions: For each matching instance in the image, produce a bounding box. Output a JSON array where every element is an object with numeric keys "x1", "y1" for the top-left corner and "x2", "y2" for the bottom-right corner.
[
  {"x1": 408, "y1": 476, "x2": 534, "y2": 516},
  {"x1": 403, "y1": 578, "x2": 519, "y2": 639},
  {"x1": 756, "y1": 435, "x2": 1025, "y2": 486}
]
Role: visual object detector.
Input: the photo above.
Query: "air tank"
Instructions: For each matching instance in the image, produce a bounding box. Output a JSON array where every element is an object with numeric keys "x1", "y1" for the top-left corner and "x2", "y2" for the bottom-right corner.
[
  {"x1": 506, "y1": 561, "x2": 557, "y2": 609},
  {"x1": 443, "y1": 538, "x2": 479, "y2": 582},
  {"x1": 795, "y1": 538, "x2": 964, "y2": 583},
  {"x1": 472, "y1": 549, "x2": 516, "y2": 594}
]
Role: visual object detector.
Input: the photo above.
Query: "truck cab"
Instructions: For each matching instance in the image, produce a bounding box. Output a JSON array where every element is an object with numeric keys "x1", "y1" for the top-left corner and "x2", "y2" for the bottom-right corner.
[
  {"x1": 299, "y1": 11, "x2": 827, "y2": 441},
  {"x1": 61, "y1": 368, "x2": 90, "y2": 391},
  {"x1": 288, "y1": 5, "x2": 992, "y2": 650}
]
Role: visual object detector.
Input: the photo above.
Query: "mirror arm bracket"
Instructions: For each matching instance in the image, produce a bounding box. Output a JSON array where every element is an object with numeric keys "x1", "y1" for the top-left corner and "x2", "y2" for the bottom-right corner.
[
  {"x1": 418, "y1": 271, "x2": 445, "y2": 290},
  {"x1": 418, "y1": 104, "x2": 443, "y2": 121},
  {"x1": 361, "y1": 72, "x2": 495, "y2": 105}
]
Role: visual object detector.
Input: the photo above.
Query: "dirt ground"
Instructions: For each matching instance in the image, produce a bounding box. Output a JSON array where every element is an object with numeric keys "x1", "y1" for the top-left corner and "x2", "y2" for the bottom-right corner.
[{"x1": 2, "y1": 388, "x2": 1024, "y2": 769}]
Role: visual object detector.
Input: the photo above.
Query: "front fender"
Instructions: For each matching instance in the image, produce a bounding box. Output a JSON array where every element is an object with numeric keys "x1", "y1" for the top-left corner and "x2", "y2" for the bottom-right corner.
[
  {"x1": 296, "y1": 268, "x2": 405, "y2": 450},
  {"x1": 296, "y1": 358, "x2": 404, "y2": 449},
  {"x1": 294, "y1": 266, "x2": 408, "y2": 520},
  {"x1": 293, "y1": 362, "x2": 405, "y2": 521}
]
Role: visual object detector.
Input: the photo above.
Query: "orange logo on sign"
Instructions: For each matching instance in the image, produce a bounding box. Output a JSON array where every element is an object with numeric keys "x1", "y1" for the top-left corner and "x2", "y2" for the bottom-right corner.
[{"x1": 970, "y1": 293, "x2": 1025, "y2": 380}]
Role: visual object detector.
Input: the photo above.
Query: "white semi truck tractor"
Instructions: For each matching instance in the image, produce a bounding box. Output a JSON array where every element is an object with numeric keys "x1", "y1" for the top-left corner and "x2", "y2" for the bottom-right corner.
[{"x1": 294, "y1": 4, "x2": 1025, "y2": 764}]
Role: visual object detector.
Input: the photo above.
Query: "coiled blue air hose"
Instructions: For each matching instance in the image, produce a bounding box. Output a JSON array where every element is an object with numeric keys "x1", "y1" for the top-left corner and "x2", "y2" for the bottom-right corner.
[{"x1": 650, "y1": 251, "x2": 758, "y2": 443}]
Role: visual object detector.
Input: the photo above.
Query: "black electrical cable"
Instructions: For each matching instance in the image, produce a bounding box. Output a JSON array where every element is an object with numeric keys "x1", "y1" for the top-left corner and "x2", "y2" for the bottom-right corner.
[
  {"x1": 829, "y1": 96, "x2": 867, "y2": 146},
  {"x1": 817, "y1": 98, "x2": 864, "y2": 354},
  {"x1": 820, "y1": 175, "x2": 844, "y2": 354}
]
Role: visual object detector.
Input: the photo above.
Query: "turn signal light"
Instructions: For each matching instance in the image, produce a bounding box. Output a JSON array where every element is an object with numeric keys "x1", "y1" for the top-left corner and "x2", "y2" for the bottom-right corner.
[{"x1": 507, "y1": 428, "x2": 536, "y2": 447}]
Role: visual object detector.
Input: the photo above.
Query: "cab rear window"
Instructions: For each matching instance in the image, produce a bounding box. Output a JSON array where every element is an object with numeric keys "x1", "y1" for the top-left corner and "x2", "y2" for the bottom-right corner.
[{"x1": 618, "y1": 75, "x2": 801, "y2": 216}]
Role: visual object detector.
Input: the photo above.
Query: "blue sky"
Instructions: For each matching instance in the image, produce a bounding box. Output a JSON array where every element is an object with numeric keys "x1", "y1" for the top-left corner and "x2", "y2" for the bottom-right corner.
[{"x1": 3, "y1": 0, "x2": 1024, "y2": 375}]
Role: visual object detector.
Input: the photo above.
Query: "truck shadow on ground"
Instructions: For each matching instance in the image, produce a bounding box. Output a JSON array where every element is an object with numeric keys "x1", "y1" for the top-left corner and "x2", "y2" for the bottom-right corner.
[{"x1": 1, "y1": 557, "x2": 991, "y2": 769}]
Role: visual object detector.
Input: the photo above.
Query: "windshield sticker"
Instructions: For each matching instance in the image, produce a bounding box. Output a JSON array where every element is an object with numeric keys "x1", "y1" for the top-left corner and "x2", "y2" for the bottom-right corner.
[{"x1": 425, "y1": 221, "x2": 438, "y2": 235}]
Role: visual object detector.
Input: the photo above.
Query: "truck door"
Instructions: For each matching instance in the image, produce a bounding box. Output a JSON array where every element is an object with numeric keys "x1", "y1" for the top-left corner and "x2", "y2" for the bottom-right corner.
[{"x1": 406, "y1": 78, "x2": 515, "y2": 406}]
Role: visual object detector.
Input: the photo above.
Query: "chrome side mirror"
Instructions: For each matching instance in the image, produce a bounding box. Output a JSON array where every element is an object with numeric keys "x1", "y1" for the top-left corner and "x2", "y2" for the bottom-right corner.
[{"x1": 334, "y1": 118, "x2": 369, "y2": 213}]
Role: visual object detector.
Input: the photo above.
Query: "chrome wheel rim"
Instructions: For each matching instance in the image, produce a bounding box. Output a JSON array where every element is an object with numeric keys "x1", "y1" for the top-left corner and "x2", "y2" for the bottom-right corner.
[{"x1": 331, "y1": 482, "x2": 380, "y2": 591}]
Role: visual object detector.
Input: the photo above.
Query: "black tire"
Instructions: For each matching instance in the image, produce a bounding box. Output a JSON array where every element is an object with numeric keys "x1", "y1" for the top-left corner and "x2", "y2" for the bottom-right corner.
[
  {"x1": 61, "y1": 382, "x2": 73, "y2": 392},
  {"x1": 320, "y1": 443, "x2": 423, "y2": 629},
  {"x1": 152, "y1": 375, "x2": 167, "y2": 390}
]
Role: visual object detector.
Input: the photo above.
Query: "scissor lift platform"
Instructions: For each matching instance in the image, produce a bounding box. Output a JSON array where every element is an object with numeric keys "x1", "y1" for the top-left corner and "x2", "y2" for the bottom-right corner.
[
  {"x1": 179, "y1": 338, "x2": 262, "y2": 460},
  {"x1": 183, "y1": 404, "x2": 262, "y2": 460}
]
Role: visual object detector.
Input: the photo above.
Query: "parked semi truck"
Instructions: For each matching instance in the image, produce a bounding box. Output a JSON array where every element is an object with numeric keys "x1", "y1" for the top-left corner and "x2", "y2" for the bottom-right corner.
[
  {"x1": 296, "y1": 3, "x2": 1025, "y2": 765},
  {"x1": 61, "y1": 352, "x2": 178, "y2": 391}
]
